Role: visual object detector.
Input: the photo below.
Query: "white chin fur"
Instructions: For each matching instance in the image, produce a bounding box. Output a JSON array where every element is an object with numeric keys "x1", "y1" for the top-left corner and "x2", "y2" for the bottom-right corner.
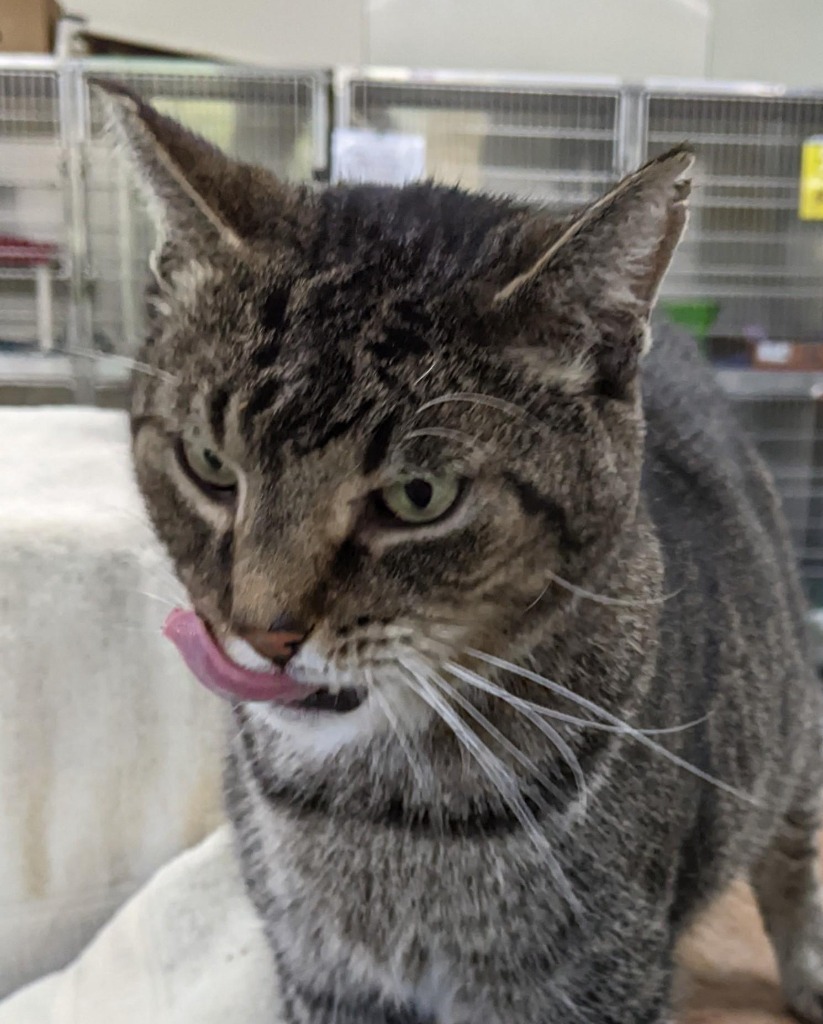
[
  {"x1": 249, "y1": 699, "x2": 391, "y2": 761},
  {"x1": 248, "y1": 669, "x2": 431, "y2": 762},
  {"x1": 223, "y1": 635, "x2": 275, "y2": 672}
]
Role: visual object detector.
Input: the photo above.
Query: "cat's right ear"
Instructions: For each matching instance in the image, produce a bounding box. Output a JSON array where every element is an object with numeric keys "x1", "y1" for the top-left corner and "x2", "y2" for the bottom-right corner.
[{"x1": 91, "y1": 80, "x2": 302, "y2": 260}]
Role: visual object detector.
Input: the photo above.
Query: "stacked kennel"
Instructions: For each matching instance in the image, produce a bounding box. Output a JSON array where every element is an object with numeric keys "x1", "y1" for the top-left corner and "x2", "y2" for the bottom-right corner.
[
  {"x1": 79, "y1": 62, "x2": 329, "y2": 368},
  {"x1": 0, "y1": 59, "x2": 72, "y2": 390},
  {"x1": 0, "y1": 58, "x2": 330, "y2": 400},
  {"x1": 641, "y1": 82, "x2": 823, "y2": 605},
  {"x1": 333, "y1": 68, "x2": 625, "y2": 210}
]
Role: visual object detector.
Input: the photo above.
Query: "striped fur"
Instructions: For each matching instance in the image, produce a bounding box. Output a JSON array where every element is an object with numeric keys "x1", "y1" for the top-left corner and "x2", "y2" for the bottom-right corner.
[{"x1": 99, "y1": 81, "x2": 823, "y2": 1024}]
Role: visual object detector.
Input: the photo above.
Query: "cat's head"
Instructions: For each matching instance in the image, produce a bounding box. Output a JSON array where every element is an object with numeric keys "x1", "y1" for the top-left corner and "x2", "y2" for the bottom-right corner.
[{"x1": 101, "y1": 83, "x2": 691, "y2": 758}]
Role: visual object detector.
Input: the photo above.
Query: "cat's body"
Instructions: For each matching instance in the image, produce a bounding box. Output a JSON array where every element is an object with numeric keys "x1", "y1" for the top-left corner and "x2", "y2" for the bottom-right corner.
[
  {"x1": 225, "y1": 326, "x2": 823, "y2": 1023},
  {"x1": 100, "y1": 80, "x2": 823, "y2": 1023}
]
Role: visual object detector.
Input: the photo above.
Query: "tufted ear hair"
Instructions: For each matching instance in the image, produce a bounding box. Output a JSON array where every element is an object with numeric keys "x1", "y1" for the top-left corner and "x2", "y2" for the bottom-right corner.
[{"x1": 91, "y1": 79, "x2": 307, "y2": 262}]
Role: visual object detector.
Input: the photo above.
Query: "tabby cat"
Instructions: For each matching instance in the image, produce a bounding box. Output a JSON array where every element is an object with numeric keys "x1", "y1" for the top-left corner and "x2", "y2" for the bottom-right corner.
[{"x1": 99, "y1": 80, "x2": 823, "y2": 1024}]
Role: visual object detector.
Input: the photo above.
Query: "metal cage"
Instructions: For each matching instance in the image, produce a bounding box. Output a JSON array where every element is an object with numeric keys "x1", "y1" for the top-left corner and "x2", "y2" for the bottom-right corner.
[
  {"x1": 0, "y1": 58, "x2": 70, "y2": 383},
  {"x1": 79, "y1": 61, "x2": 329, "y2": 384},
  {"x1": 0, "y1": 57, "x2": 329, "y2": 398},
  {"x1": 641, "y1": 81, "x2": 823, "y2": 606},
  {"x1": 643, "y1": 80, "x2": 823, "y2": 342},
  {"x1": 334, "y1": 68, "x2": 625, "y2": 211}
]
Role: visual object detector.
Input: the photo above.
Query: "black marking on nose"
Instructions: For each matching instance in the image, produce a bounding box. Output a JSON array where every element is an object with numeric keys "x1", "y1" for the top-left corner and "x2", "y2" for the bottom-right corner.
[{"x1": 355, "y1": 615, "x2": 371, "y2": 627}]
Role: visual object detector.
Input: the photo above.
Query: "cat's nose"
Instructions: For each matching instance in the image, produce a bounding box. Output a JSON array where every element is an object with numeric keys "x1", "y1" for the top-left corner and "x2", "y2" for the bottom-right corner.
[{"x1": 240, "y1": 614, "x2": 308, "y2": 666}]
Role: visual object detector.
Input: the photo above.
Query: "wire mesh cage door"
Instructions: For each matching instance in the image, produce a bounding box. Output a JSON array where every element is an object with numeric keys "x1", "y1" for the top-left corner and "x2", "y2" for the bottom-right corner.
[
  {"x1": 78, "y1": 61, "x2": 330, "y2": 379},
  {"x1": 644, "y1": 84, "x2": 823, "y2": 342},
  {"x1": 334, "y1": 69, "x2": 624, "y2": 213},
  {"x1": 642, "y1": 83, "x2": 823, "y2": 605},
  {"x1": 0, "y1": 60, "x2": 69, "y2": 369}
]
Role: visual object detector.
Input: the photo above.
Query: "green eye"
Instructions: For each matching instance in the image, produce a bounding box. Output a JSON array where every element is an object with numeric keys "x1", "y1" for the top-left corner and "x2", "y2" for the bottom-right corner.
[
  {"x1": 378, "y1": 473, "x2": 461, "y2": 525},
  {"x1": 178, "y1": 437, "x2": 238, "y2": 492}
]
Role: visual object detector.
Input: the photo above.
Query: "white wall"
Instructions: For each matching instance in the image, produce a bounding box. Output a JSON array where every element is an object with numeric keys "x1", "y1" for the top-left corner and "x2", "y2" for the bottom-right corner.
[
  {"x1": 68, "y1": 0, "x2": 823, "y2": 87},
  {"x1": 368, "y1": 0, "x2": 712, "y2": 78},
  {"x1": 71, "y1": 0, "x2": 366, "y2": 66},
  {"x1": 708, "y1": 0, "x2": 823, "y2": 87}
]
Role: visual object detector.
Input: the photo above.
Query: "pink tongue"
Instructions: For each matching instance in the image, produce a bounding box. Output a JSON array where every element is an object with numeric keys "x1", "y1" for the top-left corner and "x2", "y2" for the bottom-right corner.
[{"x1": 162, "y1": 609, "x2": 320, "y2": 705}]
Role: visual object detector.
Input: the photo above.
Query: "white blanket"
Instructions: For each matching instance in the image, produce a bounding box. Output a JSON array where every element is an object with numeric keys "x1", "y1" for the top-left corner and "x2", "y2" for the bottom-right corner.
[
  {"x1": 0, "y1": 408, "x2": 226, "y2": 996},
  {"x1": 0, "y1": 828, "x2": 281, "y2": 1024},
  {"x1": 0, "y1": 824, "x2": 798, "y2": 1024}
]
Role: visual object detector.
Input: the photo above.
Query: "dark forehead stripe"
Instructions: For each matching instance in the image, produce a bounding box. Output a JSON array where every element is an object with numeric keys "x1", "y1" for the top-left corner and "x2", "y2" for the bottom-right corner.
[
  {"x1": 249, "y1": 338, "x2": 281, "y2": 371},
  {"x1": 313, "y1": 182, "x2": 521, "y2": 265},
  {"x1": 364, "y1": 305, "x2": 434, "y2": 390},
  {"x1": 242, "y1": 383, "x2": 373, "y2": 453},
  {"x1": 241, "y1": 377, "x2": 281, "y2": 437},
  {"x1": 259, "y1": 284, "x2": 291, "y2": 332},
  {"x1": 369, "y1": 328, "x2": 428, "y2": 365},
  {"x1": 299, "y1": 397, "x2": 376, "y2": 456},
  {"x1": 247, "y1": 286, "x2": 292, "y2": 373},
  {"x1": 208, "y1": 387, "x2": 231, "y2": 446},
  {"x1": 503, "y1": 471, "x2": 582, "y2": 554},
  {"x1": 362, "y1": 413, "x2": 397, "y2": 474},
  {"x1": 393, "y1": 299, "x2": 434, "y2": 329}
]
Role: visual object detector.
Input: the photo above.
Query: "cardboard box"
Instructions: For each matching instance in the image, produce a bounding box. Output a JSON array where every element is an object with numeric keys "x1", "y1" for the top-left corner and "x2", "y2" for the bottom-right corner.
[{"x1": 0, "y1": 0, "x2": 62, "y2": 54}]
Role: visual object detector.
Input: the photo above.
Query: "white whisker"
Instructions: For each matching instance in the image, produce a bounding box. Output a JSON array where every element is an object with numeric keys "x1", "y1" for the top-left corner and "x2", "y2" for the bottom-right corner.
[
  {"x1": 442, "y1": 661, "x2": 588, "y2": 816},
  {"x1": 524, "y1": 579, "x2": 552, "y2": 613},
  {"x1": 415, "y1": 391, "x2": 548, "y2": 435},
  {"x1": 467, "y1": 648, "x2": 759, "y2": 806},
  {"x1": 443, "y1": 656, "x2": 706, "y2": 738},
  {"x1": 543, "y1": 568, "x2": 673, "y2": 608},
  {"x1": 425, "y1": 669, "x2": 569, "y2": 810},
  {"x1": 368, "y1": 670, "x2": 433, "y2": 795},
  {"x1": 413, "y1": 359, "x2": 438, "y2": 387},
  {"x1": 107, "y1": 621, "x2": 168, "y2": 635},
  {"x1": 131, "y1": 588, "x2": 178, "y2": 609},
  {"x1": 227, "y1": 707, "x2": 260, "y2": 750},
  {"x1": 73, "y1": 348, "x2": 179, "y2": 385},
  {"x1": 397, "y1": 426, "x2": 488, "y2": 458},
  {"x1": 399, "y1": 660, "x2": 581, "y2": 914}
]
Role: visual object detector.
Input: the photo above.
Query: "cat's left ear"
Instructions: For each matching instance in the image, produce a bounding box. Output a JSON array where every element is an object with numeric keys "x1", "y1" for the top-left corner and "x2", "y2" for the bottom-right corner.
[
  {"x1": 91, "y1": 79, "x2": 303, "y2": 259},
  {"x1": 493, "y1": 146, "x2": 693, "y2": 385}
]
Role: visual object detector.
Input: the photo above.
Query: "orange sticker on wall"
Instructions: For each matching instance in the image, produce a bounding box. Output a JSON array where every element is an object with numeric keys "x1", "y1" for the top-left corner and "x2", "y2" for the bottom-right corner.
[{"x1": 799, "y1": 137, "x2": 823, "y2": 220}]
